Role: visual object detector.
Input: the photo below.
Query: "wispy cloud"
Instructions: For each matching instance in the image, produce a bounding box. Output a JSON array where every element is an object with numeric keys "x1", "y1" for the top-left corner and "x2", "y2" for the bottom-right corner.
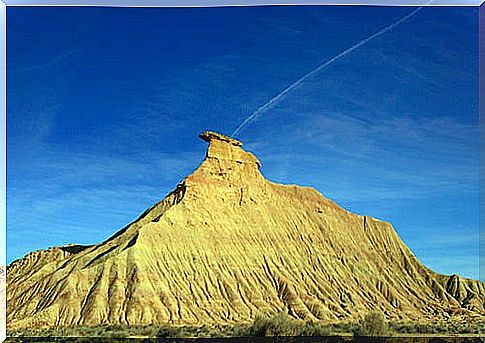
[
  {"x1": 402, "y1": 226, "x2": 478, "y2": 278},
  {"x1": 8, "y1": 97, "x2": 61, "y2": 144},
  {"x1": 248, "y1": 111, "x2": 477, "y2": 203},
  {"x1": 10, "y1": 48, "x2": 81, "y2": 72},
  {"x1": 7, "y1": 142, "x2": 201, "y2": 262}
]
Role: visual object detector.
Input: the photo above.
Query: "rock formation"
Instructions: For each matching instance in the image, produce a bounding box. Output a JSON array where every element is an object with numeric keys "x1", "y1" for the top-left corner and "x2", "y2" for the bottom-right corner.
[{"x1": 6, "y1": 131, "x2": 484, "y2": 329}]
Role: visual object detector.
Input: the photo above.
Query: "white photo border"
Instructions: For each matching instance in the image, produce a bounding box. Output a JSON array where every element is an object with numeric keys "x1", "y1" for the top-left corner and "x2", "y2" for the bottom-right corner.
[{"x1": 0, "y1": 2, "x2": 482, "y2": 342}]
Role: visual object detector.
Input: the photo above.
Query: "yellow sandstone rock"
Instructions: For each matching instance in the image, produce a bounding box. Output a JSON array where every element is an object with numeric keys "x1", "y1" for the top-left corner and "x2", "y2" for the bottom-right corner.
[{"x1": 6, "y1": 131, "x2": 484, "y2": 329}]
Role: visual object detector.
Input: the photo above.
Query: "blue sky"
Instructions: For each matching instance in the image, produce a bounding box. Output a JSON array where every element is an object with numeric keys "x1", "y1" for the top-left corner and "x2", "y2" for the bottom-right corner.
[{"x1": 7, "y1": 6, "x2": 479, "y2": 279}]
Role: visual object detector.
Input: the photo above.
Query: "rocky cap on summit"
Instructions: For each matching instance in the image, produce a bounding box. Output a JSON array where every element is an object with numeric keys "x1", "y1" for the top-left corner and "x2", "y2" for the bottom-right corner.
[
  {"x1": 6, "y1": 131, "x2": 485, "y2": 329},
  {"x1": 199, "y1": 131, "x2": 243, "y2": 147},
  {"x1": 194, "y1": 131, "x2": 261, "y2": 173}
]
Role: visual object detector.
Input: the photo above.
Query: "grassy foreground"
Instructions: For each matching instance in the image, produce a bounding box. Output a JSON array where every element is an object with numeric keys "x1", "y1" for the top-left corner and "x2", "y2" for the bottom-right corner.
[{"x1": 7, "y1": 312, "x2": 485, "y2": 339}]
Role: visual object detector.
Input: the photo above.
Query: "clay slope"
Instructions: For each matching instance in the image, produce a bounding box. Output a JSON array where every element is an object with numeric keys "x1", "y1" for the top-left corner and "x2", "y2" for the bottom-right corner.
[{"x1": 7, "y1": 131, "x2": 484, "y2": 329}]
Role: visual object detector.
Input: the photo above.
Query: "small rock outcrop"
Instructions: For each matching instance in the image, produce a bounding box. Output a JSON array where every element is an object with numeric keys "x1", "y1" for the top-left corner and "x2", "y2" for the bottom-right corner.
[{"x1": 6, "y1": 131, "x2": 485, "y2": 329}]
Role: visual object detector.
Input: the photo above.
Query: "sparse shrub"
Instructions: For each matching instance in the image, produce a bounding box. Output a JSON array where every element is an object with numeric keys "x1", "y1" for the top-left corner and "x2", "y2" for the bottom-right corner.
[
  {"x1": 223, "y1": 323, "x2": 248, "y2": 337},
  {"x1": 299, "y1": 321, "x2": 332, "y2": 337},
  {"x1": 246, "y1": 314, "x2": 269, "y2": 336},
  {"x1": 353, "y1": 310, "x2": 389, "y2": 337},
  {"x1": 246, "y1": 312, "x2": 331, "y2": 337},
  {"x1": 157, "y1": 324, "x2": 182, "y2": 338}
]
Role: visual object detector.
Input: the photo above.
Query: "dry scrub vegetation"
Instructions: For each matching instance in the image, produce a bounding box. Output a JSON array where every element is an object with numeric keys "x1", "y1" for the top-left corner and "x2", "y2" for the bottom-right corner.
[{"x1": 7, "y1": 311, "x2": 485, "y2": 340}]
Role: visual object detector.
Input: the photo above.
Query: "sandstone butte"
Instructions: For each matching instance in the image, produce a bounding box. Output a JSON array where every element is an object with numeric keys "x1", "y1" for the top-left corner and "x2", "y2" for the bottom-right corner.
[{"x1": 6, "y1": 131, "x2": 485, "y2": 330}]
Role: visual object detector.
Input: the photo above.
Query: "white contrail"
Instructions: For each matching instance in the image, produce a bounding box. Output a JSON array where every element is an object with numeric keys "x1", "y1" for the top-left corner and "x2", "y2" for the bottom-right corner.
[{"x1": 231, "y1": 5, "x2": 428, "y2": 137}]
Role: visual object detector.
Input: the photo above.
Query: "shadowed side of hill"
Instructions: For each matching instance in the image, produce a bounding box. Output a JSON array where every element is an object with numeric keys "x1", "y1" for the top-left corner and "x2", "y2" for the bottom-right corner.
[{"x1": 6, "y1": 131, "x2": 485, "y2": 329}]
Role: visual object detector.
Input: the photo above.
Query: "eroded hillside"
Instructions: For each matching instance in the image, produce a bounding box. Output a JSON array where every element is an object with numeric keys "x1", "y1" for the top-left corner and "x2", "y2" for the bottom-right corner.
[{"x1": 7, "y1": 131, "x2": 484, "y2": 329}]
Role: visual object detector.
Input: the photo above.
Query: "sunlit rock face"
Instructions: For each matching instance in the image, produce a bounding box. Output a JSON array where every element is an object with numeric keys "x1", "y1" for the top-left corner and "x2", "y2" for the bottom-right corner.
[{"x1": 6, "y1": 131, "x2": 485, "y2": 329}]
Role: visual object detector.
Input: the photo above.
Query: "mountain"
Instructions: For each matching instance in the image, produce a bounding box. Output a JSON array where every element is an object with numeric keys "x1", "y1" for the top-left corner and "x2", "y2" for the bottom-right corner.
[{"x1": 7, "y1": 131, "x2": 484, "y2": 329}]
